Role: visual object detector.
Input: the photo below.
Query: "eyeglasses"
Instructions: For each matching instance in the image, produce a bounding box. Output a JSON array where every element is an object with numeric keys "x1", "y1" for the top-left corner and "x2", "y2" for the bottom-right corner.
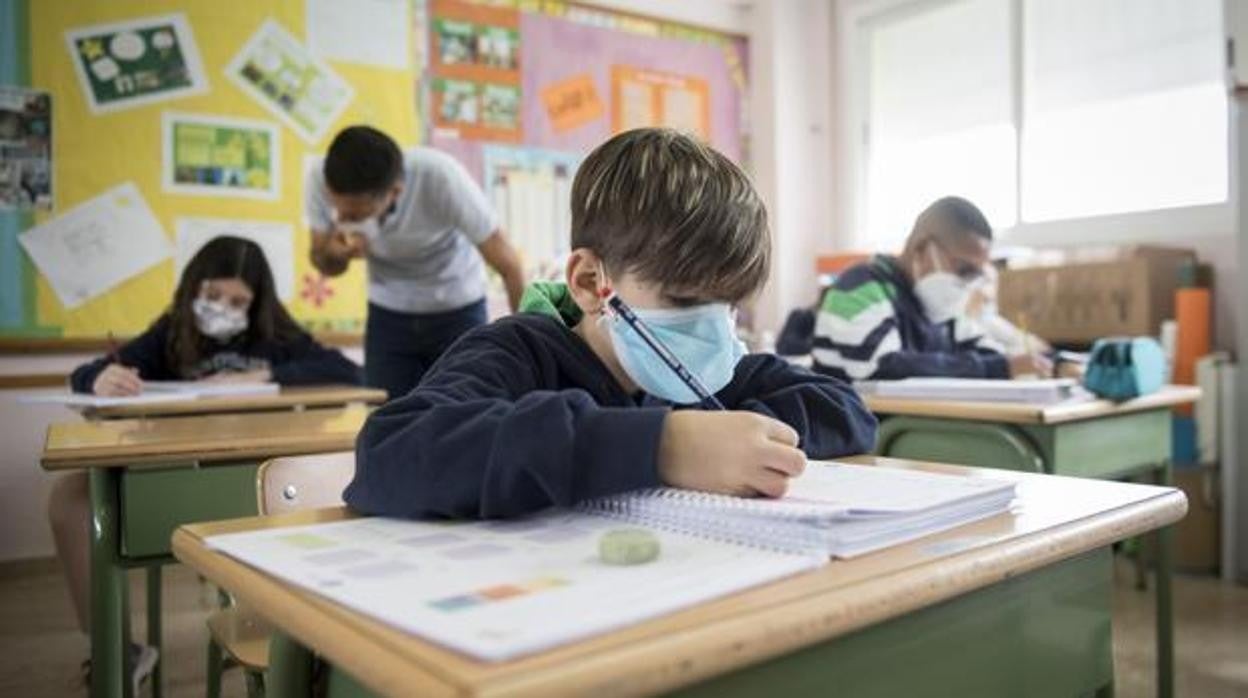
[{"x1": 929, "y1": 242, "x2": 986, "y2": 283}]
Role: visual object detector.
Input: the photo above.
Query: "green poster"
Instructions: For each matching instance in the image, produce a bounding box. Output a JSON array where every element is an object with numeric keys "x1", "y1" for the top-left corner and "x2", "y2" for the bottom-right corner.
[
  {"x1": 65, "y1": 13, "x2": 207, "y2": 113},
  {"x1": 163, "y1": 112, "x2": 280, "y2": 200}
]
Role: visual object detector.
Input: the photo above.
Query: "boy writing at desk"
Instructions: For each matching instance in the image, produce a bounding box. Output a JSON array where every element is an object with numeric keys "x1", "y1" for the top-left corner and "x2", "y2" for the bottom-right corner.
[
  {"x1": 346, "y1": 128, "x2": 877, "y2": 518},
  {"x1": 811, "y1": 197, "x2": 1053, "y2": 382}
]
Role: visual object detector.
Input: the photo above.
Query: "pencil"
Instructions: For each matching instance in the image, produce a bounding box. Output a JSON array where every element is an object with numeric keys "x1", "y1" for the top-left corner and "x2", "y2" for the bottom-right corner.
[{"x1": 107, "y1": 331, "x2": 121, "y2": 364}]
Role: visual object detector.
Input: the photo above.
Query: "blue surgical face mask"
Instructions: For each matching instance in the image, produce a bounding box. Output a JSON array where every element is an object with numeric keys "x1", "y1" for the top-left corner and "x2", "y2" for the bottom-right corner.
[{"x1": 600, "y1": 301, "x2": 747, "y2": 404}]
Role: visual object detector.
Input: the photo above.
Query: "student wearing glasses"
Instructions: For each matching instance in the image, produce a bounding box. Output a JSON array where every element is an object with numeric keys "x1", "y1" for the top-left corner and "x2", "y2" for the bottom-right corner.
[{"x1": 811, "y1": 196, "x2": 1050, "y2": 381}]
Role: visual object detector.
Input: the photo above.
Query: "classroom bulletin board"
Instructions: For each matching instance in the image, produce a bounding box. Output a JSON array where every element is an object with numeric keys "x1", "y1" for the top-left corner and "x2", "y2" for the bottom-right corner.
[{"x1": 0, "y1": 0, "x2": 747, "y2": 345}]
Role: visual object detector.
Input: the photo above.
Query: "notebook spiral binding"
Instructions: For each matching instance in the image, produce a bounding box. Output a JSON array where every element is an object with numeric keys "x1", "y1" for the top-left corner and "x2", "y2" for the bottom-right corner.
[{"x1": 579, "y1": 489, "x2": 828, "y2": 556}]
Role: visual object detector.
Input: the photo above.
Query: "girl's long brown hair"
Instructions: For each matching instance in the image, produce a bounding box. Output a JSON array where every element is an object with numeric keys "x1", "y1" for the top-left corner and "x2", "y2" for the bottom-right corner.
[{"x1": 167, "y1": 236, "x2": 304, "y2": 375}]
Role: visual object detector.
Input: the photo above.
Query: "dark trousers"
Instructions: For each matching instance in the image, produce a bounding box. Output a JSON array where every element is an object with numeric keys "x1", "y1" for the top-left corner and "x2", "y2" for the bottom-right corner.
[{"x1": 364, "y1": 299, "x2": 488, "y2": 399}]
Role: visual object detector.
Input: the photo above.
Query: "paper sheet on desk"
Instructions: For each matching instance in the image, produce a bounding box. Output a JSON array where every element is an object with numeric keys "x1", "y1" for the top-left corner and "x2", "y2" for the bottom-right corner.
[
  {"x1": 205, "y1": 512, "x2": 824, "y2": 661},
  {"x1": 18, "y1": 392, "x2": 195, "y2": 409}
]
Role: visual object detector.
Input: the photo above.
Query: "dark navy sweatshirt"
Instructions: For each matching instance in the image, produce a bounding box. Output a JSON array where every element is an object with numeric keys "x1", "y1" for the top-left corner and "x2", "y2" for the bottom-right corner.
[
  {"x1": 69, "y1": 314, "x2": 362, "y2": 392},
  {"x1": 345, "y1": 286, "x2": 878, "y2": 520},
  {"x1": 811, "y1": 256, "x2": 1008, "y2": 382}
]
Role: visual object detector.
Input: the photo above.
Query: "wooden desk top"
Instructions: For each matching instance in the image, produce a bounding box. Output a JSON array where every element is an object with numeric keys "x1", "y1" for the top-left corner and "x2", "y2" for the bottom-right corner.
[
  {"x1": 173, "y1": 455, "x2": 1186, "y2": 698},
  {"x1": 863, "y1": 384, "x2": 1201, "y2": 425},
  {"x1": 41, "y1": 404, "x2": 370, "y2": 470},
  {"x1": 81, "y1": 385, "x2": 387, "y2": 420}
]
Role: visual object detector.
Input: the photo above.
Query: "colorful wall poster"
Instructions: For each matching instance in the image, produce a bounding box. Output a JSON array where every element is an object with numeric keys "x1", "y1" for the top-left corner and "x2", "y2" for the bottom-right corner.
[
  {"x1": 64, "y1": 13, "x2": 207, "y2": 114},
  {"x1": 429, "y1": 0, "x2": 521, "y2": 142},
  {"x1": 490, "y1": 12, "x2": 746, "y2": 163},
  {"x1": 611, "y1": 66, "x2": 710, "y2": 140},
  {"x1": 17, "y1": 182, "x2": 171, "y2": 309},
  {"x1": 175, "y1": 217, "x2": 295, "y2": 301},
  {"x1": 162, "y1": 112, "x2": 280, "y2": 200},
  {"x1": 540, "y1": 74, "x2": 603, "y2": 134},
  {"x1": 0, "y1": 86, "x2": 52, "y2": 211},
  {"x1": 226, "y1": 20, "x2": 355, "y2": 143}
]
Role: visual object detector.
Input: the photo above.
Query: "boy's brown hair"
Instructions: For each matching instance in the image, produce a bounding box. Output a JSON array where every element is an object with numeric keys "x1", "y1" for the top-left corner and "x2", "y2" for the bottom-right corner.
[{"x1": 570, "y1": 128, "x2": 770, "y2": 302}]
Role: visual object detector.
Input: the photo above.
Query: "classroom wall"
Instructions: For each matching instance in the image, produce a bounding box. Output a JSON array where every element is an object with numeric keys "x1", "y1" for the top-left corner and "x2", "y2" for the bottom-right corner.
[{"x1": 748, "y1": 0, "x2": 838, "y2": 332}]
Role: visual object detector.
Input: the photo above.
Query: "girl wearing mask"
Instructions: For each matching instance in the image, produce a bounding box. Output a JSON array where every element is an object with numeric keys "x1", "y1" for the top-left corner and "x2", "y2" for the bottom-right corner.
[{"x1": 51, "y1": 235, "x2": 360, "y2": 690}]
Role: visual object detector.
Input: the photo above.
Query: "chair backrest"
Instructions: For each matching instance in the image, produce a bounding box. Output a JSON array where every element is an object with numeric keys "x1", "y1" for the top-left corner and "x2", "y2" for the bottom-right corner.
[{"x1": 256, "y1": 451, "x2": 356, "y2": 515}]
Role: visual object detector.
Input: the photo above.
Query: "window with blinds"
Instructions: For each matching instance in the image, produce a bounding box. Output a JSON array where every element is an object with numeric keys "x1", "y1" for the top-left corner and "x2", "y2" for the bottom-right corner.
[{"x1": 858, "y1": 0, "x2": 1226, "y2": 246}]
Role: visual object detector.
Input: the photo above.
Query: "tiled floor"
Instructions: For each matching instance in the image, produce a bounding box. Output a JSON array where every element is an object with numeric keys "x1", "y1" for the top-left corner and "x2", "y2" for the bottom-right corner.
[{"x1": 1, "y1": 557, "x2": 1245, "y2": 697}]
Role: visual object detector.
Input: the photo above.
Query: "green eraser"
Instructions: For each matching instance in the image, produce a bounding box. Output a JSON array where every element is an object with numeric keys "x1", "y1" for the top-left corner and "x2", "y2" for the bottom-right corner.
[{"x1": 598, "y1": 528, "x2": 661, "y2": 565}]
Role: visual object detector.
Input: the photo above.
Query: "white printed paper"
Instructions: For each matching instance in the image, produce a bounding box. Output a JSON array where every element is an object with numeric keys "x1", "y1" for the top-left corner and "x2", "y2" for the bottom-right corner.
[
  {"x1": 226, "y1": 20, "x2": 355, "y2": 143},
  {"x1": 175, "y1": 217, "x2": 295, "y2": 301},
  {"x1": 18, "y1": 182, "x2": 171, "y2": 308},
  {"x1": 207, "y1": 512, "x2": 823, "y2": 661},
  {"x1": 306, "y1": 0, "x2": 410, "y2": 70}
]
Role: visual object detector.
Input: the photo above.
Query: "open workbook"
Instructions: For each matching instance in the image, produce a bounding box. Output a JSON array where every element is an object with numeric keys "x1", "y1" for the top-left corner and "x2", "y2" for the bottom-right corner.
[{"x1": 206, "y1": 462, "x2": 1016, "y2": 661}]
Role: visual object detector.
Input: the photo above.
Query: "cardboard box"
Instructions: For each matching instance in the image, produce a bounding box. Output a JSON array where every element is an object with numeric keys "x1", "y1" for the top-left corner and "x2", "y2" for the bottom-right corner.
[
  {"x1": 998, "y1": 246, "x2": 1196, "y2": 344},
  {"x1": 1173, "y1": 464, "x2": 1220, "y2": 574}
]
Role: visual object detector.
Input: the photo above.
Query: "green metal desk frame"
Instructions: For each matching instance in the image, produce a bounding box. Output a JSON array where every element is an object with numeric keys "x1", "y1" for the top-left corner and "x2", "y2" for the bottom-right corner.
[
  {"x1": 874, "y1": 408, "x2": 1174, "y2": 698},
  {"x1": 90, "y1": 461, "x2": 260, "y2": 698},
  {"x1": 262, "y1": 549, "x2": 1116, "y2": 698}
]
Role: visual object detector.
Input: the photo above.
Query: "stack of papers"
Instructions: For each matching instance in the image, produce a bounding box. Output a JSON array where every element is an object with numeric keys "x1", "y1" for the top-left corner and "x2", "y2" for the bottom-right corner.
[{"x1": 856, "y1": 377, "x2": 1084, "y2": 404}]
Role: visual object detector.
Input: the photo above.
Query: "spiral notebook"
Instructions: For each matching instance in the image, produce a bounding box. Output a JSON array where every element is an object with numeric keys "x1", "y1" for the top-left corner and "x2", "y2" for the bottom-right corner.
[{"x1": 580, "y1": 461, "x2": 1018, "y2": 558}]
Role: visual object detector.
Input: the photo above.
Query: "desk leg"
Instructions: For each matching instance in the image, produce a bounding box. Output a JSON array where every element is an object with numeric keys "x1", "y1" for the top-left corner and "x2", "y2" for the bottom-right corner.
[
  {"x1": 145, "y1": 566, "x2": 162, "y2": 698},
  {"x1": 267, "y1": 631, "x2": 313, "y2": 698},
  {"x1": 1155, "y1": 460, "x2": 1174, "y2": 698},
  {"x1": 90, "y1": 468, "x2": 130, "y2": 698}
]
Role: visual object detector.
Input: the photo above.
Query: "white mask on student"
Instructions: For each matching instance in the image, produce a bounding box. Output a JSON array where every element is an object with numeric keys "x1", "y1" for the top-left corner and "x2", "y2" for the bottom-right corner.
[
  {"x1": 334, "y1": 216, "x2": 380, "y2": 239},
  {"x1": 913, "y1": 246, "x2": 972, "y2": 324},
  {"x1": 193, "y1": 298, "x2": 248, "y2": 342}
]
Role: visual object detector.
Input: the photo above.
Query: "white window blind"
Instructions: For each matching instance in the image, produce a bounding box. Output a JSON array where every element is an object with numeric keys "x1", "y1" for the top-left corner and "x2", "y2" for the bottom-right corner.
[
  {"x1": 1020, "y1": 0, "x2": 1226, "y2": 222},
  {"x1": 864, "y1": 0, "x2": 1016, "y2": 250},
  {"x1": 856, "y1": 0, "x2": 1228, "y2": 245}
]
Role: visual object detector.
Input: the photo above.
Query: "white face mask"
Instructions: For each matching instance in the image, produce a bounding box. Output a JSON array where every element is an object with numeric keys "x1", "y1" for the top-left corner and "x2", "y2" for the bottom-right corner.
[
  {"x1": 332, "y1": 195, "x2": 390, "y2": 240},
  {"x1": 334, "y1": 216, "x2": 380, "y2": 239},
  {"x1": 913, "y1": 246, "x2": 972, "y2": 324},
  {"x1": 193, "y1": 297, "x2": 249, "y2": 342}
]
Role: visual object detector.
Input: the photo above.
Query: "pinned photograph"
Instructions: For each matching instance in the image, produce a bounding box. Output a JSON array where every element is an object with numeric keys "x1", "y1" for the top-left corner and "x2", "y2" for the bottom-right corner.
[{"x1": 0, "y1": 86, "x2": 52, "y2": 210}]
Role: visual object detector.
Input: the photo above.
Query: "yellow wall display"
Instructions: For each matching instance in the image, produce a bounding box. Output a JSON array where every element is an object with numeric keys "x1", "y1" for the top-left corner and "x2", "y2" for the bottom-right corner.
[{"x1": 24, "y1": 0, "x2": 418, "y2": 338}]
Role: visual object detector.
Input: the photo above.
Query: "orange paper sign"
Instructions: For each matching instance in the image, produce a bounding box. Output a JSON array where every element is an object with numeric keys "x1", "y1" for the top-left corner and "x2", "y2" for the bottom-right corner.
[{"x1": 541, "y1": 74, "x2": 604, "y2": 133}]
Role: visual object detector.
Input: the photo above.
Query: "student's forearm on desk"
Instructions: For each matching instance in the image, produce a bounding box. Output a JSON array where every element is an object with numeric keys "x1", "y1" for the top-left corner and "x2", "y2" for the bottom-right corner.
[{"x1": 874, "y1": 349, "x2": 1009, "y2": 380}]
